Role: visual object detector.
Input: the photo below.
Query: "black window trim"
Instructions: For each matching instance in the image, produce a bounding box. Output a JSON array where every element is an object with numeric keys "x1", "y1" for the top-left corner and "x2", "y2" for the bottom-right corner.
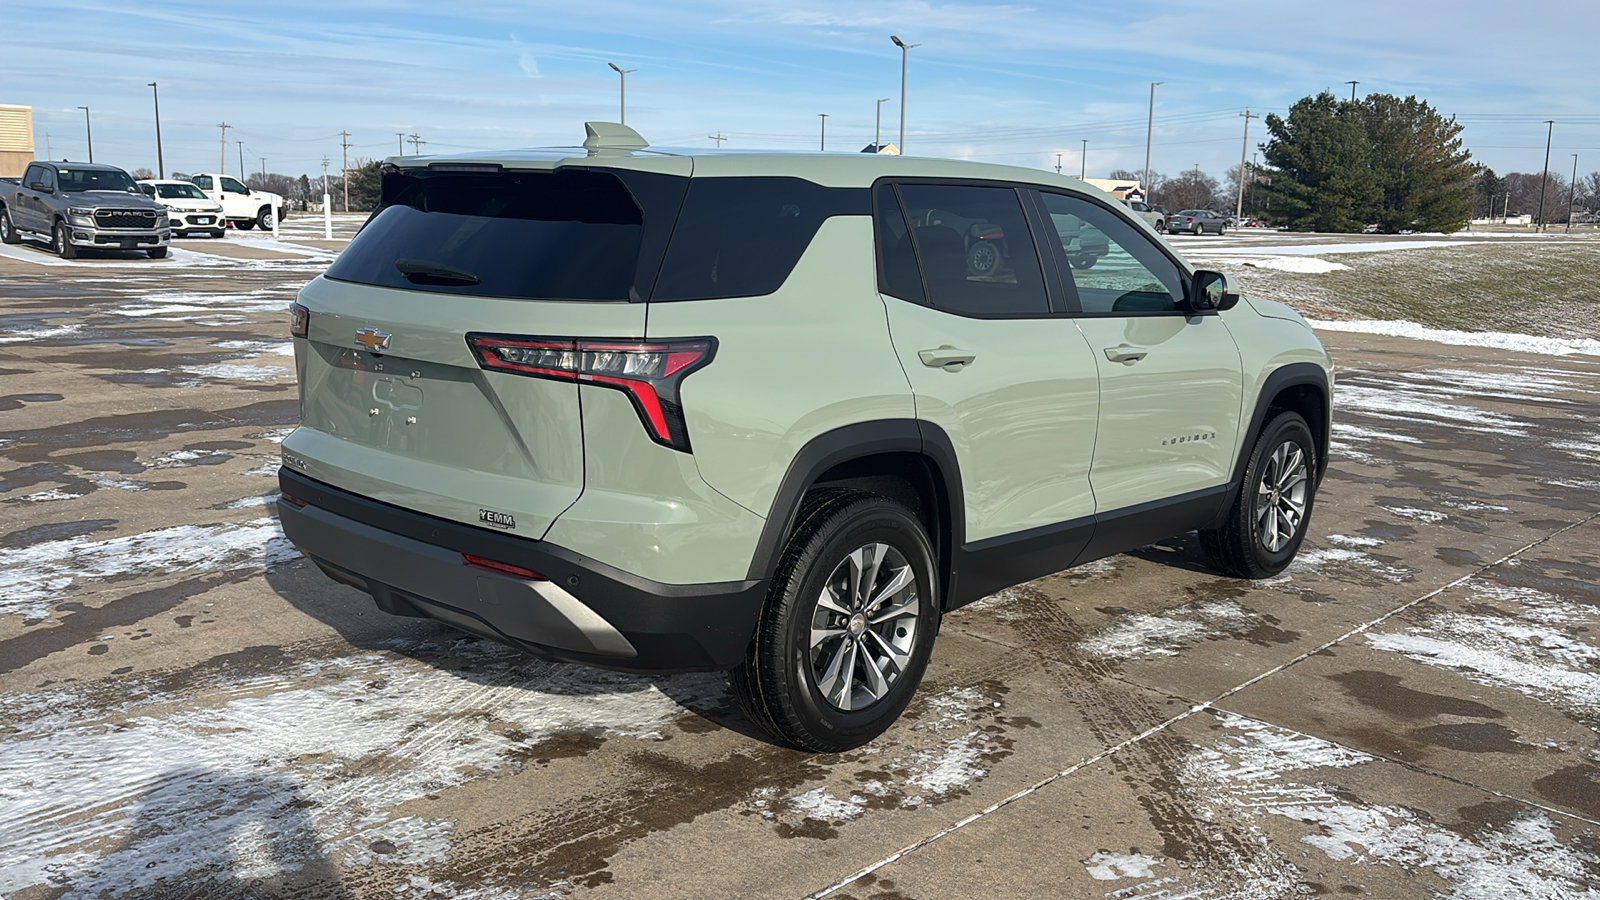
[
  {"x1": 1027, "y1": 186, "x2": 1207, "y2": 320},
  {"x1": 870, "y1": 176, "x2": 1067, "y2": 321}
]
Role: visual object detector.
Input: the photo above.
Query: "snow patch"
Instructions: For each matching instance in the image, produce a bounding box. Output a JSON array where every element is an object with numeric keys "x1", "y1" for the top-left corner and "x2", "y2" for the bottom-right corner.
[
  {"x1": 1236, "y1": 256, "x2": 1350, "y2": 274},
  {"x1": 1310, "y1": 319, "x2": 1600, "y2": 357},
  {"x1": 0, "y1": 323, "x2": 81, "y2": 343},
  {"x1": 1084, "y1": 851, "x2": 1164, "y2": 880}
]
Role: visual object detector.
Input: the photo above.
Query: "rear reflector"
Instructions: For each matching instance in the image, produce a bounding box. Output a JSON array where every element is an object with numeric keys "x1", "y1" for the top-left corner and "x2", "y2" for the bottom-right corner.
[
  {"x1": 281, "y1": 492, "x2": 308, "y2": 508},
  {"x1": 463, "y1": 554, "x2": 545, "y2": 580},
  {"x1": 465, "y1": 334, "x2": 716, "y2": 452}
]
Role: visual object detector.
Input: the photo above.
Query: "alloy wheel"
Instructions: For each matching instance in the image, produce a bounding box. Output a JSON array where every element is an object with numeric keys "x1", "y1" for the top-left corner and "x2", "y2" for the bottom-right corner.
[
  {"x1": 808, "y1": 542, "x2": 920, "y2": 711},
  {"x1": 1256, "y1": 441, "x2": 1309, "y2": 553}
]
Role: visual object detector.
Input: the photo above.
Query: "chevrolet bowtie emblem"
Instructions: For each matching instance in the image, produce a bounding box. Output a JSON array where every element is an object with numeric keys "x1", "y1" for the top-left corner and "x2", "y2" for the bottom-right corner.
[{"x1": 355, "y1": 328, "x2": 392, "y2": 352}]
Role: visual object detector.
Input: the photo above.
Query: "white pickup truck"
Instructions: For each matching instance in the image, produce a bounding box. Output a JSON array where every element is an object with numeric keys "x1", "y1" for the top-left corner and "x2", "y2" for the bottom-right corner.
[{"x1": 188, "y1": 173, "x2": 287, "y2": 231}]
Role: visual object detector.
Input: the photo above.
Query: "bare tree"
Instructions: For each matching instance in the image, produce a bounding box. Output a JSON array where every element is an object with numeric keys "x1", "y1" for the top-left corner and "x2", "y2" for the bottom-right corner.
[
  {"x1": 1163, "y1": 166, "x2": 1222, "y2": 212},
  {"x1": 131, "y1": 167, "x2": 154, "y2": 179}
]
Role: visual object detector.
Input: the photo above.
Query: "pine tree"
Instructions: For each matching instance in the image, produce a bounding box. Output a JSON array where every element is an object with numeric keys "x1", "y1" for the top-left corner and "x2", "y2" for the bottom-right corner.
[
  {"x1": 1356, "y1": 94, "x2": 1475, "y2": 232},
  {"x1": 1257, "y1": 93, "x2": 1377, "y2": 232},
  {"x1": 1476, "y1": 167, "x2": 1503, "y2": 219}
]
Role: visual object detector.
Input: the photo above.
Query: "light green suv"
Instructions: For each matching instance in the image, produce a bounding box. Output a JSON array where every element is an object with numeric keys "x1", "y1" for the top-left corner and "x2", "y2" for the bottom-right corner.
[{"x1": 279, "y1": 123, "x2": 1332, "y2": 752}]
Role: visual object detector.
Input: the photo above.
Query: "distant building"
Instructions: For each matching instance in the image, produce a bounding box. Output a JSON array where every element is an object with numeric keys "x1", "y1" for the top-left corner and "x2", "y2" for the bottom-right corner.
[
  {"x1": 0, "y1": 105, "x2": 34, "y2": 178},
  {"x1": 861, "y1": 143, "x2": 900, "y2": 155},
  {"x1": 1082, "y1": 178, "x2": 1143, "y2": 201}
]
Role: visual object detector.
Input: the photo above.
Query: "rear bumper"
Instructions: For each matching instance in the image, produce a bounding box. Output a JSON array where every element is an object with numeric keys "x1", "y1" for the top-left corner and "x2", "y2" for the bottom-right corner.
[{"x1": 277, "y1": 469, "x2": 764, "y2": 672}]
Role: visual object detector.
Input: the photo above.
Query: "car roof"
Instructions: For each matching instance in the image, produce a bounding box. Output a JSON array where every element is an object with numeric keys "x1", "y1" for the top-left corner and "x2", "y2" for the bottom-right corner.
[
  {"x1": 46, "y1": 162, "x2": 126, "y2": 172},
  {"x1": 140, "y1": 179, "x2": 202, "y2": 185}
]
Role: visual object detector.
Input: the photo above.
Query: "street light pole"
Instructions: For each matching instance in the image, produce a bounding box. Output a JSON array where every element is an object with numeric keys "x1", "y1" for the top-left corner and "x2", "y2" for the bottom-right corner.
[
  {"x1": 891, "y1": 35, "x2": 919, "y2": 154},
  {"x1": 397, "y1": 133, "x2": 405, "y2": 156},
  {"x1": 608, "y1": 62, "x2": 638, "y2": 125},
  {"x1": 1143, "y1": 83, "x2": 1161, "y2": 205},
  {"x1": 1568, "y1": 153, "x2": 1579, "y2": 232},
  {"x1": 1537, "y1": 120, "x2": 1554, "y2": 232},
  {"x1": 148, "y1": 83, "x2": 164, "y2": 178},
  {"x1": 1080, "y1": 139, "x2": 1087, "y2": 179},
  {"x1": 1236, "y1": 109, "x2": 1258, "y2": 224},
  {"x1": 875, "y1": 97, "x2": 890, "y2": 150},
  {"x1": 237, "y1": 141, "x2": 244, "y2": 179},
  {"x1": 818, "y1": 114, "x2": 828, "y2": 151},
  {"x1": 77, "y1": 106, "x2": 93, "y2": 163}
]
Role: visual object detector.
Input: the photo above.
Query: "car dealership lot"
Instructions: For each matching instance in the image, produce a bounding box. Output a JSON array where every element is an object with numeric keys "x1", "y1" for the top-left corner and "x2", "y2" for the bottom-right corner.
[{"x1": 2, "y1": 234, "x2": 1599, "y2": 898}]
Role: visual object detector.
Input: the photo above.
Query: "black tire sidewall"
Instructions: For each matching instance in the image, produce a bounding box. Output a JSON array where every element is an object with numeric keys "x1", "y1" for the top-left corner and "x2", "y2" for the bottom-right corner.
[
  {"x1": 1242, "y1": 413, "x2": 1317, "y2": 573},
  {"x1": 775, "y1": 499, "x2": 939, "y2": 749}
]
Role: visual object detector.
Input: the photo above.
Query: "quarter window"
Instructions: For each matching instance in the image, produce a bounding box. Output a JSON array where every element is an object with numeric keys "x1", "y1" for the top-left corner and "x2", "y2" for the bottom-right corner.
[
  {"x1": 896, "y1": 184, "x2": 1048, "y2": 316},
  {"x1": 874, "y1": 183, "x2": 925, "y2": 304},
  {"x1": 1038, "y1": 192, "x2": 1185, "y2": 314}
]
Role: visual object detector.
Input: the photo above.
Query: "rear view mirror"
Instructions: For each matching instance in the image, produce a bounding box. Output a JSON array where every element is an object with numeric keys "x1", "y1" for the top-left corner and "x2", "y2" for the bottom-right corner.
[{"x1": 1189, "y1": 270, "x2": 1240, "y2": 312}]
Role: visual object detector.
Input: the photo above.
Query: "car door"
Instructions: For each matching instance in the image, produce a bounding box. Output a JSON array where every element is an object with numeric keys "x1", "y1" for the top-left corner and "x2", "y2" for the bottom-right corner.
[
  {"x1": 17, "y1": 165, "x2": 49, "y2": 231},
  {"x1": 876, "y1": 181, "x2": 1101, "y2": 551},
  {"x1": 1032, "y1": 189, "x2": 1244, "y2": 517},
  {"x1": 219, "y1": 176, "x2": 252, "y2": 218}
]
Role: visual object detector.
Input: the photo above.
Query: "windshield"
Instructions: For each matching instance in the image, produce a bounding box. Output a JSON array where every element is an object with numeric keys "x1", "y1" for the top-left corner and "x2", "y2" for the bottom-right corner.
[
  {"x1": 58, "y1": 168, "x2": 139, "y2": 194},
  {"x1": 155, "y1": 183, "x2": 207, "y2": 200}
]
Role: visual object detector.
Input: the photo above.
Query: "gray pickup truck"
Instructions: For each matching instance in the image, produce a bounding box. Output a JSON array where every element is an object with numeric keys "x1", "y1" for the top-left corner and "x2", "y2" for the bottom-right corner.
[{"x1": 0, "y1": 161, "x2": 171, "y2": 259}]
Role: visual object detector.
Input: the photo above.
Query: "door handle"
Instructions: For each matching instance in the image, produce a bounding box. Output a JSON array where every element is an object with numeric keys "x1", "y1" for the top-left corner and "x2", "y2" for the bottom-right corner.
[
  {"x1": 919, "y1": 346, "x2": 977, "y2": 370},
  {"x1": 1103, "y1": 344, "x2": 1149, "y2": 364}
]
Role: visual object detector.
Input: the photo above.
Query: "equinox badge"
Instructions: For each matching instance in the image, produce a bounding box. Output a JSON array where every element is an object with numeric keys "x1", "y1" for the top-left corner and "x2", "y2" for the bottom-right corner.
[{"x1": 355, "y1": 328, "x2": 392, "y2": 352}]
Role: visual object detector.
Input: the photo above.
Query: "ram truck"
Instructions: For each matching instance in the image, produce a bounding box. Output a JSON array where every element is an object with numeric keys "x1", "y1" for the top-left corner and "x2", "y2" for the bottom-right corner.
[{"x1": 0, "y1": 161, "x2": 171, "y2": 258}]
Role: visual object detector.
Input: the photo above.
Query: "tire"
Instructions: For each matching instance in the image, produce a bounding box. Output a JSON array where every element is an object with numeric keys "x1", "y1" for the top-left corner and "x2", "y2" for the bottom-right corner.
[
  {"x1": 257, "y1": 207, "x2": 275, "y2": 230},
  {"x1": 966, "y1": 240, "x2": 1002, "y2": 277},
  {"x1": 730, "y1": 490, "x2": 940, "y2": 752},
  {"x1": 1068, "y1": 254, "x2": 1098, "y2": 270},
  {"x1": 236, "y1": 220, "x2": 256, "y2": 231},
  {"x1": 53, "y1": 221, "x2": 78, "y2": 259},
  {"x1": 0, "y1": 208, "x2": 19, "y2": 244},
  {"x1": 210, "y1": 230, "x2": 227, "y2": 239},
  {"x1": 1218, "y1": 225, "x2": 1227, "y2": 236},
  {"x1": 148, "y1": 247, "x2": 168, "y2": 259},
  {"x1": 1201, "y1": 410, "x2": 1318, "y2": 579},
  {"x1": 1192, "y1": 221, "x2": 1203, "y2": 235}
]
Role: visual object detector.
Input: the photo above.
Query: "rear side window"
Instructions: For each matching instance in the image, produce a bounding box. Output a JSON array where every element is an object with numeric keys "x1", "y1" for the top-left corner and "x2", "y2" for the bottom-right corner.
[
  {"x1": 651, "y1": 177, "x2": 869, "y2": 301},
  {"x1": 192, "y1": 175, "x2": 213, "y2": 190},
  {"x1": 874, "y1": 183, "x2": 925, "y2": 304},
  {"x1": 895, "y1": 184, "x2": 1049, "y2": 316},
  {"x1": 326, "y1": 169, "x2": 669, "y2": 301}
]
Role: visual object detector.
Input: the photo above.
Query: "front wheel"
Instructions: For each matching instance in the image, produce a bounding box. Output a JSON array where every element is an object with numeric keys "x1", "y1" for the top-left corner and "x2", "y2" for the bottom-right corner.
[
  {"x1": 53, "y1": 221, "x2": 78, "y2": 259},
  {"x1": 210, "y1": 230, "x2": 227, "y2": 239},
  {"x1": 0, "y1": 208, "x2": 19, "y2": 244},
  {"x1": 1201, "y1": 410, "x2": 1318, "y2": 578},
  {"x1": 257, "y1": 207, "x2": 275, "y2": 230},
  {"x1": 148, "y1": 247, "x2": 168, "y2": 259},
  {"x1": 730, "y1": 491, "x2": 940, "y2": 752}
]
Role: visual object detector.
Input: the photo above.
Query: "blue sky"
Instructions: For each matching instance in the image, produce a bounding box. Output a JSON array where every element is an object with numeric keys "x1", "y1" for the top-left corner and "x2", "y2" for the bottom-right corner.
[{"x1": 6, "y1": 0, "x2": 1598, "y2": 184}]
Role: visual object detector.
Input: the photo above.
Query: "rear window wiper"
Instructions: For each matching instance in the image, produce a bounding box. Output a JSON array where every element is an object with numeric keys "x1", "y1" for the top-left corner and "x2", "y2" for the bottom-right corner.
[{"x1": 395, "y1": 258, "x2": 481, "y2": 285}]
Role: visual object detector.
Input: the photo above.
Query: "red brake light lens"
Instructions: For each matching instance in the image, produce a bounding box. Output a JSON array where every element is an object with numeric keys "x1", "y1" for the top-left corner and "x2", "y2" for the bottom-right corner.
[
  {"x1": 289, "y1": 302, "x2": 310, "y2": 339},
  {"x1": 466, "y1": 334, "x2": 715, "y2": 452},
  {"x1": 462, "y1": 554, "x2": 544, "y2": 580}
]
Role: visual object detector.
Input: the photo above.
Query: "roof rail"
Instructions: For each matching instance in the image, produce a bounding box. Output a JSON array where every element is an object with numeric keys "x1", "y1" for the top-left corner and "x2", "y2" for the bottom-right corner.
[{"x1": 582, "y1": 121, "x2": 649, "y2": 153}]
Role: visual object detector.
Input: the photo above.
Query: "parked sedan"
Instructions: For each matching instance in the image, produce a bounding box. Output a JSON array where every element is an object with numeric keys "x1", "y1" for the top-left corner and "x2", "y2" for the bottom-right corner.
[{"x1": 1167, "y1": 209, "x2": 1228, "y2": 235}]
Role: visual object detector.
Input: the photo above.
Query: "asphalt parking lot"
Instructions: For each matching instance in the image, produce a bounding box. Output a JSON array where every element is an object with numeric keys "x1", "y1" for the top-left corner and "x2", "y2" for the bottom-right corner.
[{"x1": 3, "y1": 228, "x2": 1599, "y2": 899}]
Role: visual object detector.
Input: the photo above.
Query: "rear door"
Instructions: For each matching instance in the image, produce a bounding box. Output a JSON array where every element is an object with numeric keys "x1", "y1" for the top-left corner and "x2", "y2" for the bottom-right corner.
[
  {"x1": 877, "y1": 181, "x2": 1101, "y2": 545},
  {"x1": 285, "y1": 160, "x2": 692, "y2": 540},
  {"x1": 1032, "y1": 189, "x2": 1243, "y2": 514}
]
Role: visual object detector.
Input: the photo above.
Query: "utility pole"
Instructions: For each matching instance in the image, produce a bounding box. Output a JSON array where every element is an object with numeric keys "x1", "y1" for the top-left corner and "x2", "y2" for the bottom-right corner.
[
  {"x1": 237, "y1": 141, "x2": 244, "y2": 180},
  {"x1": 1236, "y1": 109, "x2": 1258, "y2": 224},
  {"x1": 1056, "y1": 153, "x2": 1062, "y2": 175},
  {"x1": 396, "y1": 133, "x2": 405, "y2": 155},
  {"x1": 891, "y1": 35, "x2": 919, "y2": 154},
  {"x1": 339, "y1": 131, "x2": 351, "y2": 213},
  {"x1": 45, "y1": 133, "x2": 51, "y2": 160},
  {"x1": 875, "y1": 97, "x2": 890, "y2": 150},
  {"x1": 1345, "y1": 80, "x2": 1360, "y2": 102},
  {"x1": 261, "y1": 157, "x2": 266, "y2": 178},
  {"x1": 608, "y1": 62, "x2": 638, "y2": 125},
  {"x1": 1081, "y1": 139, "x2": 1087, "y2": 179},
  {"x1": 1537, "y1": 120, "x2": 1554, "y2": 232},
  {"x1": 1143, "y1": 82, "x2": 1161, "y2": 205},
  {"x1": 149, "y1": 83, "x2": 164, "y2": 178},
  {"x1": 408, "y1": 133, "x2": 426, "y2": 155},
  {"x1": 218, "y1": 122, "x2": 230, "y2": 174},
  {"x1": 818, "y1": 114, "x2": 828, "y2": 151},
  {"x1": 708, "y1": 133, "x2": 727, "y2": 147},
  {"x1": 78, "y1": 107, "x2": 93, "y2": 163},
  {"x1": 1568, "y1": 153, "x2": 1579, "y2": 232}
]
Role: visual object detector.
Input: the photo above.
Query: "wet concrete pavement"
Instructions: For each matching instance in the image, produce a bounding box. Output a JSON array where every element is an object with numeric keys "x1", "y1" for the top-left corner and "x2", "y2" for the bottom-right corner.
[{"x1": 2, "y1": 239, "x2": 1599, "y2": 899}]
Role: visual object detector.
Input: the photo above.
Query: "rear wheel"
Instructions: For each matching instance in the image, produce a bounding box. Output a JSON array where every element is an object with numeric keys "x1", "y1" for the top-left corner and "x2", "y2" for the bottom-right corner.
[
  {"x1": 53, "y1": 221, "x2": 78, "y2": 259},
  {"x1": 235, "y1": 219, "x2": 255, "y2": 231},
  {"x1": 1201, "y1": 410, "x2": 1317, "y2": 578},
  {"x1": 0, "y1": 208, "x2": 19, "y2": 244},
  {"x1": 1192, "y1": 221, "x2": 1203, "y2": 235},
  {"x1": 730, "y1": 490, "x2": 940, "y2": 752}
]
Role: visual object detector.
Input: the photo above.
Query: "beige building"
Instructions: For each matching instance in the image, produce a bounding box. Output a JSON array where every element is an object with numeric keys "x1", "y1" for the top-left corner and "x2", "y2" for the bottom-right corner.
[
  {"x1": 0, "y1": 105, "x2": 34, "y2": 178},
  {"x1": 1082, "y1": 177, "x2": 1145, "y2": 202}
]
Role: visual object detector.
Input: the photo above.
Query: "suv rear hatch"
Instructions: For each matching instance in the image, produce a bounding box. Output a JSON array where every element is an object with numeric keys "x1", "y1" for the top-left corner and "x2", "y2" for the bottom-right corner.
[{"x1": 285, "y1": 157, "x2": 692, "y2": 539}]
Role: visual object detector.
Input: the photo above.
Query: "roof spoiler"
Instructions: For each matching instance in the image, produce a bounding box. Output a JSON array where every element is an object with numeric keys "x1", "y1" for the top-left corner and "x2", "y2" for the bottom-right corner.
[{"x1": 582, "y1": 122, "x2": 649, "y2": 154}]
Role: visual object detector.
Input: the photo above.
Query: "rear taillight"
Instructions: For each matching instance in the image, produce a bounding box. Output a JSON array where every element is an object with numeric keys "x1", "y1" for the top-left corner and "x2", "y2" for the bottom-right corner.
[
  {"x1": 463, "y1": 553, "x2": 544, "y2": 580},
  {"x1": 289, "y1": 302, "x2": 309, "y2": 338},
  {"x1": 466, "y1": 334, "x2": 715, "y2": 452}
]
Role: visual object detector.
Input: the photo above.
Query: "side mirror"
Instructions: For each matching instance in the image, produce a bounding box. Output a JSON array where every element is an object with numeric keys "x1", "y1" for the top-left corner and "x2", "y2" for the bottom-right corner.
[{"x1": 1189, "y1": 270, "x2": 1241, "y2": 312}]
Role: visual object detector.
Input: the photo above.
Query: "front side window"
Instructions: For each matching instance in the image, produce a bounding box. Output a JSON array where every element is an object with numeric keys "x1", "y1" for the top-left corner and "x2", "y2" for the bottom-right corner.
[
  {"x1": 1038, "y1": 192, "x2": 1185, "y2": 314},
  {"x1": 895, "y1": 183, "x2": 1048, "y2": 316},
  {"x1": 220, "y1": 177, "x2": 249, "y2": 193}
]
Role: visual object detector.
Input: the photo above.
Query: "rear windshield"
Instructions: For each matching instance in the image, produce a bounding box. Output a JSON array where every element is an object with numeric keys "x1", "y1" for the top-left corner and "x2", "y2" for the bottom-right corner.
[{"x1": 326, "y1": 169, "x2": 673, "y2": 302}]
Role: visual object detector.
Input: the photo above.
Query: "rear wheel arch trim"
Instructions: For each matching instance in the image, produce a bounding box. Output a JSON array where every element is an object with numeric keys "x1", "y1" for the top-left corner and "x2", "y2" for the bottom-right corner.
[{"x1": 745, "y1": 420, "x2": 965, "y2": 590}]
